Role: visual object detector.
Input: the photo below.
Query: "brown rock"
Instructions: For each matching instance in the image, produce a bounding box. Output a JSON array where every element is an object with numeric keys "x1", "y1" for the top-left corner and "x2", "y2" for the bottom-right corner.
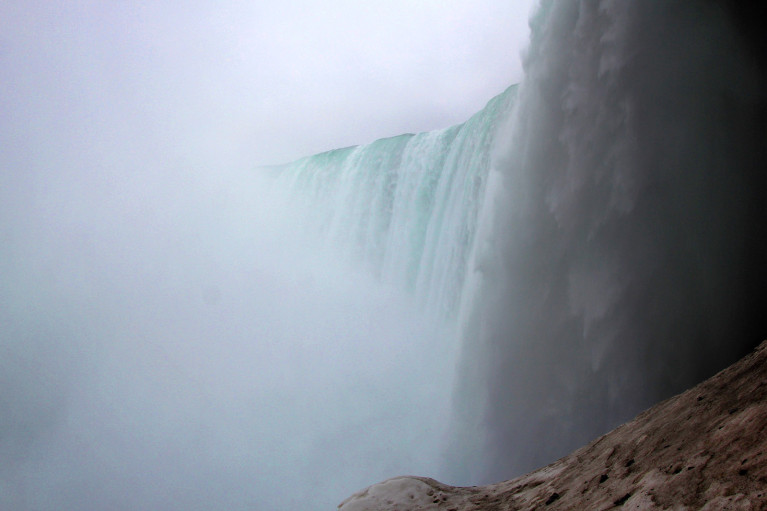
[{"x1": 339, "y1": 341, "x2": 767, "y2": 510}]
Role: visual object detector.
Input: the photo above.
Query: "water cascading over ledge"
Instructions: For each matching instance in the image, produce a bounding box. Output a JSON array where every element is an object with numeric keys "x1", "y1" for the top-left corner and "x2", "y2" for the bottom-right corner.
[
  {"x1": 449, "y1": 0, "x2": 767, "y2": 484},
  {"x1": 270, "y1": 0, "x2": 766, "y2": 491},
  {"x1": 273, "y1": 85, "x2": 517, "y2": 321}
]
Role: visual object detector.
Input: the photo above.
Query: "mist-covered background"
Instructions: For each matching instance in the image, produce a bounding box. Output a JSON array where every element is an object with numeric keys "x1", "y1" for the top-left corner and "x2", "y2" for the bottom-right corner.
[{"x1": 1, "y1": 1, "x2": 534, "y2": 509}]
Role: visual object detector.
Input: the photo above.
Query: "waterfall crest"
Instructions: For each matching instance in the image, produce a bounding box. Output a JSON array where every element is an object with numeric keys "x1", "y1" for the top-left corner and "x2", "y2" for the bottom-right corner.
[{"x1": 274, "y1": 85, "x2": 517, "y2": 320}]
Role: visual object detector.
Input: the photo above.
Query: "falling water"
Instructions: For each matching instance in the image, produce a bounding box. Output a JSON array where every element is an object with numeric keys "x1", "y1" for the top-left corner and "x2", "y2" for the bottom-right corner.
[
  {"x1": 274, "y1": 0, "x2": 766, "y2": 488},
  {"x1": 274, "y1": 86, "x2": 517, "y2": 321}
]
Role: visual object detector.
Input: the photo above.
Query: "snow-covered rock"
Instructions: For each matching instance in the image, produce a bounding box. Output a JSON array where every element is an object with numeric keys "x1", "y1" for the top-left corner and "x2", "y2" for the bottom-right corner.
[{"x1": 337, "y1": 477, "x2": 453, "y2": 511}]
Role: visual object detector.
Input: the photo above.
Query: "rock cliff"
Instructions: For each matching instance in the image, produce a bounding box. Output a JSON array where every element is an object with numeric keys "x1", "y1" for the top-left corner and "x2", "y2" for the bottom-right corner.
[{"x1": 339, "y1": 340, "x2": 767, "y2": 510}]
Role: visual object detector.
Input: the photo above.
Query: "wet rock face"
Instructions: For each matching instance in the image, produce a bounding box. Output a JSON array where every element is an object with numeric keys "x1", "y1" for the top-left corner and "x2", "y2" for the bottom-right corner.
[{"x1": 339, "y1": 341, "x2": 767, "y2": 510}]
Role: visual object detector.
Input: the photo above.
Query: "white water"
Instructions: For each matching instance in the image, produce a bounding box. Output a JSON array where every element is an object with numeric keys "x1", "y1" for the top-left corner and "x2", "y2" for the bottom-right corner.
[{"x1": 275, "y1": 86, "x2": 516, "y2": 321}]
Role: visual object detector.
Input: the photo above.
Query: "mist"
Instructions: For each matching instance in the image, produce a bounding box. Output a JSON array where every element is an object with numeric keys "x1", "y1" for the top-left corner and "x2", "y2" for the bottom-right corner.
[
  {"x1": 3, "y1": 0, "x2": 765, "y2": 508},
  {"x1": 0, "y1": 1, "x2": 488, "y2": 508},
  {"x1": 2, "y1": 118, "x2": 464, "y2": 509}
]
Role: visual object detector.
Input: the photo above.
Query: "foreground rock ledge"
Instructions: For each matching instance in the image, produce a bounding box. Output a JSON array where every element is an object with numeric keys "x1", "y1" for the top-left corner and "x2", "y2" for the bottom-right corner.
[{"x1": 339, "y1": 341, "x2": 767, "y2": 510}]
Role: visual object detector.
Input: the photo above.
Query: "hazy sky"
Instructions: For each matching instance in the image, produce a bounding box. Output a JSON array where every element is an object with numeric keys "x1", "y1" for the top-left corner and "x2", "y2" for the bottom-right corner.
[{"x1": 1, "y1": 0, "x2": 536, "y2": 167}]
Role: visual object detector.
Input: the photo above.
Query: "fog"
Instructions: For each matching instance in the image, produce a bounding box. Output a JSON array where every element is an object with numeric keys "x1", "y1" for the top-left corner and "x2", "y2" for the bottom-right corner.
[
  {"x1": 0, "y1": 1, "x2": 534, "y2": 509},
  {"x1": 1, "y1": 159, "x2": 457, "y2": 508}
]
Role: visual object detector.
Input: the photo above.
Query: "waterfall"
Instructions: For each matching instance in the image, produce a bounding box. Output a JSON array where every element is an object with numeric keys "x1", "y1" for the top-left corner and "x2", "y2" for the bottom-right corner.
[
  {"x1": 4, "y1": 1, "x2": 762, "y2": 509},
  {"x1": 449, "y1": 0, "x2": 767, "y2": 483},
  {"x1": 274, "y1": 86, "x2": 517, "y2": 321},
  {"x1": 273, "y1": 0, "x2": 766, "y2": 487}
]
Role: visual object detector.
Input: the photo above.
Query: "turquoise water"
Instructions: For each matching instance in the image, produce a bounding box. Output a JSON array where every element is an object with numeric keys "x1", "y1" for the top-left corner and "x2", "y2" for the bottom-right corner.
[{"x1": 275, "y1": 85, "x2": 517, "y2": 320}]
